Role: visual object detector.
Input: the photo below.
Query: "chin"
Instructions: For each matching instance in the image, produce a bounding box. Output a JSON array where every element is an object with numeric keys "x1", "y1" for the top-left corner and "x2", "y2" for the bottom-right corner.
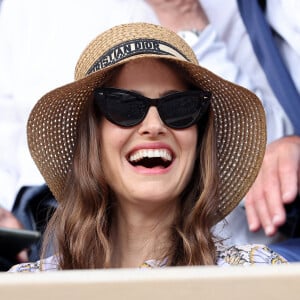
[{"x1": 131, "y1": 189, "x2": 178, "y2": 205}]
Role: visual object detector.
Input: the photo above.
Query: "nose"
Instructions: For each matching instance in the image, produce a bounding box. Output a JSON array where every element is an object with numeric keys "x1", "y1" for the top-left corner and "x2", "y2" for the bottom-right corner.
[{"x1": 138, "y1": 107, "x2": 167, "y2": 137}]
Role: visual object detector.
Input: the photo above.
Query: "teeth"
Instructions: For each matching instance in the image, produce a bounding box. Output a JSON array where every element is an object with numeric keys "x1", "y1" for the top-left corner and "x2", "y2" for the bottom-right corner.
[{"x1": 129, "y1": 149, "x2": 172, "y2": 162}]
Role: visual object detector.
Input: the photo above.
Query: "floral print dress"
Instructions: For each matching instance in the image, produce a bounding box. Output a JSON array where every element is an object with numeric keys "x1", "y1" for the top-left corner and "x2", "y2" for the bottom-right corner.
[{"x1": 8, "y1": 244, "x2": 287, "y2": 272}]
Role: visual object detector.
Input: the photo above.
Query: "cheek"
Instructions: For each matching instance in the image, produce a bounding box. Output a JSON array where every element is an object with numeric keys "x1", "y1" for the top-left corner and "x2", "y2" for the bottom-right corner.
[
  {"x1": 177, "y1": 127, "x2": 198, "y2": 181},
  {"x1": 176, "y1": 126, "x2": 198, "y2": 153},
  {"x1": 99, "y1": 119, "x2": 131, "y2": 163},
  {"x1": 100, "y1": 118, "x2": 127, "y2": 144}
]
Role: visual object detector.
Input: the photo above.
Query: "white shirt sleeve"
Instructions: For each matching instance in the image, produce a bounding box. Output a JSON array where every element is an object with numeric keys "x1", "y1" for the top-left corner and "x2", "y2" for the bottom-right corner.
[
  {"x1": 191, "y1": 25, "x2": 255, "y2": 88},
  {"x1": 0, "y1": 0, "x2": 21, "y2": 210},
  {"x1": 189, "y1": 25, "x2": 294, "y2": 143}
]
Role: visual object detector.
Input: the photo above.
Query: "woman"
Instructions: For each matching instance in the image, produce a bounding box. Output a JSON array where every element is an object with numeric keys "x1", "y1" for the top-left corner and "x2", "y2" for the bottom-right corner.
[{"x1": 10, "y1": 23, "x2": 286, "y2": 271}]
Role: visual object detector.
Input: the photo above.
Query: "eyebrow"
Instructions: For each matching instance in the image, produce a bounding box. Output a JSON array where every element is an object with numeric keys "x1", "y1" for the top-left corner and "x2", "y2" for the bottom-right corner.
[{"x1": 130, "y1": 89, "x2": 185, "y2": 98}]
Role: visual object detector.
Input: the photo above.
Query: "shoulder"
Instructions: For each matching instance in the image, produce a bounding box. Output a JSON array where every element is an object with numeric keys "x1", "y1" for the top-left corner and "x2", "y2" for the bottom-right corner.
[
  {"x1": 8, "y1": 255, "x2": 59, "y2": 272},
  {"x1": 216, "y1": 244, "x2": 288, "y2": 266}
]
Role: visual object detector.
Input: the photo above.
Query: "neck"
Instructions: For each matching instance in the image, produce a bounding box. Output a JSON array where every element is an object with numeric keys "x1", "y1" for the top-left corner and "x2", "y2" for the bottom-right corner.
[{"x1": 111, "y1": 202, "x2": 176, "y2": 268}]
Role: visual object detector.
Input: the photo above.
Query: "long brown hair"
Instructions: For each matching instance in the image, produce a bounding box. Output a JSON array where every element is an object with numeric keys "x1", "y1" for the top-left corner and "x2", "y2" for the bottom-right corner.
[
  {"x1": 168, "y1": 111, "x2": 220, "y2": 266},
  {"x1": 42, "y1": 64, "x2": 221, "y2": 269}
]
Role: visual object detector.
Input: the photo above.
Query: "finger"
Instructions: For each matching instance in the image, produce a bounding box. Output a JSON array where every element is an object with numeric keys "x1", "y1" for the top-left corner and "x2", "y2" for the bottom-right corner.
[
  {"x1": 254, "y1": 196, "x2": 277, "y2": 236},
  {"x1": 245, "y1": 174, "x2": 264, "y2": 232},
  {"x1": 298, "y1": 166, "x2": 300, "y2": 191},
  {"x1": 259, "y1": 153, "x2": 286, "y2": 227},
  {"x1": 0, "y1": 208, "x2": 23, "y2": 228},
  {"x1": 16, "y1": 250, "x2": 29, "y2": 263},
  {"x1": 279, "y1": 147, "x2": 300, "y2": 204},
  {"x1": 245, "y1": 196, "x2": 261, "y2": 232},
  {"x1": 245, "y1": 163, "x2": 278, "y2": 235}
]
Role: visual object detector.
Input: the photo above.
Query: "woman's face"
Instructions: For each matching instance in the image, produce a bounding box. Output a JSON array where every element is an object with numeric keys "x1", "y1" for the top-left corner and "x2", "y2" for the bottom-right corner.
[{"x1": 99, "y1": 58, "x2": 198, "y2": 208}]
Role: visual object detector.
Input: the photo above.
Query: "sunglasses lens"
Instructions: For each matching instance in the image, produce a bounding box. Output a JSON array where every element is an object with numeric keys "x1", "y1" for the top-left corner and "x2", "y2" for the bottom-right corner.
[
  {"x1": 159, "y1": 95, "x2": 209, "y2": 129},
  {"x1": 97, "y1": 91, "x2": 148, "y2": 127}
]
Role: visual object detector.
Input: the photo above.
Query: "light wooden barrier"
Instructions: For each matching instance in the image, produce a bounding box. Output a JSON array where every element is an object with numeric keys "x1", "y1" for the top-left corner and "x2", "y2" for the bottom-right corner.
[{"x1": 1, "y1": 263, "x2": 300, "y2": 300}]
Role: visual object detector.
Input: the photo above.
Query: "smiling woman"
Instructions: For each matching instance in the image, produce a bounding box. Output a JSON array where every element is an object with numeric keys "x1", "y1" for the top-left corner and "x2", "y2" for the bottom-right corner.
[
  {"x1": 9, "y1": 23, "x2": 286, "y2": 272},
  {"x1": 98, "y1": 59, "x2": 200, "y2": 217}
]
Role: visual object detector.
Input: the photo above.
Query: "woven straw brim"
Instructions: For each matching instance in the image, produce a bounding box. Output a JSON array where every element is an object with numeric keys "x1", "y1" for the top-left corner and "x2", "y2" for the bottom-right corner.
[{"x1": 27, "y1": 23, "x2": 266, "y2": 223}]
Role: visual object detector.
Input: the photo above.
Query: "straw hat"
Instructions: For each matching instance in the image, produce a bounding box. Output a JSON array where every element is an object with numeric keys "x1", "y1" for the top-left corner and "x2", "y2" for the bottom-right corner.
[{"x1": 27, "y1": 23, "x2": 266, "y2": 221}]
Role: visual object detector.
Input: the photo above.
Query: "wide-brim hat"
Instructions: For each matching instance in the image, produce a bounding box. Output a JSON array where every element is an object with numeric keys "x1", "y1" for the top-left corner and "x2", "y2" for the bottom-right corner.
[{"x1": 27, "y1": 23, "x2": 266, "y2": 222}]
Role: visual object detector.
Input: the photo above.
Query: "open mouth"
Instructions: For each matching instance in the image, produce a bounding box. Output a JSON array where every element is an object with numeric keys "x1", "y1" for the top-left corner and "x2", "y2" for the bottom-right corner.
[{"x1": 128, "y1": 149, "x2": 173, "y2": 169}]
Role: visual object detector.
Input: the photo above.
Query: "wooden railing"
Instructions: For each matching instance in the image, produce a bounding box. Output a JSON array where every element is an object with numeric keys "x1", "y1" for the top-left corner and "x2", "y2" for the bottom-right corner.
[{"x1": 1, "y1": 263, "x2": 300, "y2": 299}]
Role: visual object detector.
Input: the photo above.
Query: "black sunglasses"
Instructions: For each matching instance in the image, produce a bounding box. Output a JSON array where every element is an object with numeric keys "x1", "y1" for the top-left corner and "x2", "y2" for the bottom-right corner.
[{"x1": 94, "y1": 87, "x2": 211, "y2": 129}]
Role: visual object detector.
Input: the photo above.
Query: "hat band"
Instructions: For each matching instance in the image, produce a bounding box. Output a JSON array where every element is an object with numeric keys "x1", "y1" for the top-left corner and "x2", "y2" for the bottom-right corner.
[{"x1": 86, "y1": 38, "x2": 190, "y2": 76}]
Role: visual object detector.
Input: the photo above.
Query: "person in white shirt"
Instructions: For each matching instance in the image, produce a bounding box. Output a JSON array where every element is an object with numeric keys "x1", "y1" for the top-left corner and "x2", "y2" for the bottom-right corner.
[{"x1": 147, "y1": 0, "x2": 300, "y2": 248}]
